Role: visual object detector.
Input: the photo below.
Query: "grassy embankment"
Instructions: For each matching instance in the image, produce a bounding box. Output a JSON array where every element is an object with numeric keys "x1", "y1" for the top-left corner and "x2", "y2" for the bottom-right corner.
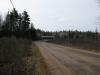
[
  {"x1": 49, "y1": 39, "x2": 100, "y2": 52},
  {"x1": 0, "y1": 37, "x2": 48, "y2": 75}
]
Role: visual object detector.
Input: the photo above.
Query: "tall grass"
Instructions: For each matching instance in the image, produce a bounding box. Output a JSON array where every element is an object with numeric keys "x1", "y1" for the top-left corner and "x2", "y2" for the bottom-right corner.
[
  {"x1": 49, "y1": 39, "x2": 100, "y2": 51},
  {"x1": 0, "y1": 37, "x2": 32, "y2": 63},
  {"x1": 0, "y1": 37, "x2": 49, "y2": 75}
]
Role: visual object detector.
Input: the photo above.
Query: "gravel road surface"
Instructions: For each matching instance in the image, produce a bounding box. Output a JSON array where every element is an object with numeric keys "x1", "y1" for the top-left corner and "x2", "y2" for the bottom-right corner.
[{"x1": 35, "y1": 42, "x2": 100, "y2": 75}]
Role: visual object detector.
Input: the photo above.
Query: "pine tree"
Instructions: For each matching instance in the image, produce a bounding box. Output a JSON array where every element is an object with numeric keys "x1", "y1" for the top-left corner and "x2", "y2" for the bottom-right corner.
[
  {"x1": 17, "y1": 14, "x2": 22, "y2": 31},
  {"x1": 2, "y1": 12, "x2": 10, "y2": 31},
  {"x1": 10, "y1": 8, "x2": 18, "y2": 32},
  {"x1": 30, "y1": 23, "x2": 37, "y2": 40},
  {"x1": 0, "y1": 15, "x2": 2, "y2": 28},
  {"x1": 22, "y1": 11, "x2": 30, "y2": 31}
]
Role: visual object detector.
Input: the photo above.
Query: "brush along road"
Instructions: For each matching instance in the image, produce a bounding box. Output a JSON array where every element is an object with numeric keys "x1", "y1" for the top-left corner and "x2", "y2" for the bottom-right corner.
[{"x1": 35, "y1": 42, "x2": 100, "y2": 75}]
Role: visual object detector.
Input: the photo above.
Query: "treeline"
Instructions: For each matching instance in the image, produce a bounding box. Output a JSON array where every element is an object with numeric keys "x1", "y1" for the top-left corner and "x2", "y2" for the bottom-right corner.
[
  {"x1": 55, "y1": 31, "x2": 98, "y2": 41},
  {"x1": 0, "y1": 8, "x2": 37, "y2": 40},
  {"x1": 37, "y1": 29, "x2": 99, "y2": 41},
  {"x1": 38, "y1": 30, "x2": 100, "y2": 50}
]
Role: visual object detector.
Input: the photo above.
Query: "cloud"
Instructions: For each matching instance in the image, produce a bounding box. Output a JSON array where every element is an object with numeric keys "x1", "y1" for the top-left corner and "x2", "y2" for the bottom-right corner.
[{"x1": 0, "y1": 0, "x2": 99, "y2": 31}]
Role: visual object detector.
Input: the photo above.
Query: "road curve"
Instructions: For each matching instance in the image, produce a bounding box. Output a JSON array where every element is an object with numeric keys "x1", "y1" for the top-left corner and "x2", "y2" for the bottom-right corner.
[{"x1": 35, "y1": 42, "x2": 100, "y2": 75}]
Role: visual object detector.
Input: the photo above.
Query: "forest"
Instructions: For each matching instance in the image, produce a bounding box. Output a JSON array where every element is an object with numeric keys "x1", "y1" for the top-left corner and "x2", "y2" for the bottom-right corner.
[
  {"x1": 0, "y1": 8, "x2": 37, "y2": 40},
  {"x1": 37, "y1": 29, "x2": 100, "y2": 51}
]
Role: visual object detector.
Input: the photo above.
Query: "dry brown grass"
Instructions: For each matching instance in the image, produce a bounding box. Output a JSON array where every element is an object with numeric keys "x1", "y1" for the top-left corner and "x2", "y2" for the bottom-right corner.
[
  {"x1": 32, "y1": 44, "x2": 50, "y2": 75},
  {"x1": 0, "y1": 37, "x2": 49, "y2": 75},
  {"x1": 49, "y1": 39, "x2": 100, "y2": 52}
]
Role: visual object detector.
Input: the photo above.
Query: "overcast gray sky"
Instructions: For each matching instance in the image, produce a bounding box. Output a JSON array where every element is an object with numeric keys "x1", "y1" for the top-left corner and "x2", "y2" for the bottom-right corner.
[{"x1": 0, "y1": 0, "x2": 100, "y2": 31}]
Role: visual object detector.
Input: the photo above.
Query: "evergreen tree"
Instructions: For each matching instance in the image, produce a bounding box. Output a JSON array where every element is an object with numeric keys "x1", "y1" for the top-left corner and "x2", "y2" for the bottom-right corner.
[
  {"x1": 22, "y1": 11, "x2": 30, "y2": 31},
  {"x1": 95, "y1": 29, "x2": 98, "y2": 41},
  {"x1": 0, "y1": 15, "x2": 2, "y2": 28},
  {"x1": 0, "y1": 9, "x2": 37, "y2": 40},
  {"x1": 18, "y1": 13, "x2": 22, "y2": 31},
  {"x1": 10, "y1": 8, "x2": 18, "y2": 32},
  {"x1": 30, "y1": 23, "x2": 37, "y2": 40},
  {"x1": 2, "y1": 12, "x2": 10, "y2": 31}
]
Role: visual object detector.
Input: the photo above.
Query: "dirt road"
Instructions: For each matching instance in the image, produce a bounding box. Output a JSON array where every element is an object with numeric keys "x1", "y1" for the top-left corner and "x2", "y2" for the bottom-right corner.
[{"x1": 35, "y1": 42, "x2": 100, "y2": 75}]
